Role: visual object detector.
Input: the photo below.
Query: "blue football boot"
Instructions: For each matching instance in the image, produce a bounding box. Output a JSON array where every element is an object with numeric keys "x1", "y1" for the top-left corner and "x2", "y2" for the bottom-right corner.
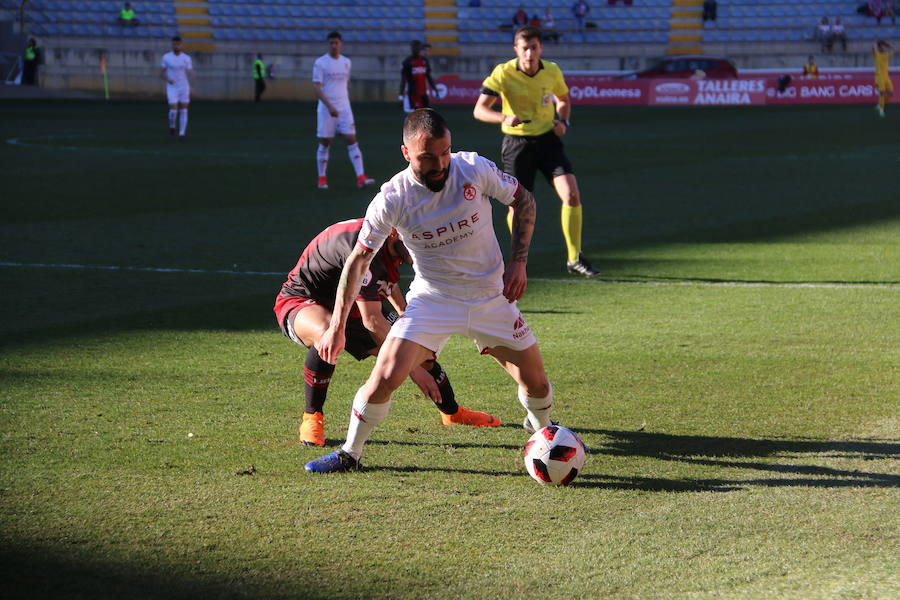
[{"x1": 305, "y1": 449, "x2": 361, "y2": 473}]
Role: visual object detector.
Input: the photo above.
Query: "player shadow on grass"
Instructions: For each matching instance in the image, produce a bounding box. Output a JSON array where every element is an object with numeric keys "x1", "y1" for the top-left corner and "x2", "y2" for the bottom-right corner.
[{"x1": 362, "y1": 429, "x2": 899, "y2": 492}]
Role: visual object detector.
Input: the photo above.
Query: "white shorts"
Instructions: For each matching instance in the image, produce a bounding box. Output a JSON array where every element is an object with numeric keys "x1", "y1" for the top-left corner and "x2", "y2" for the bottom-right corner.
[
  {"x1": 317, "y1": 102, "x2": 356, "y2": 138},
  {"x1": 387, "y1": 290, "x2": 538, "y2": 356},
  {"x1": 166, "y1": 84, "x2": 190, "y2": 105}
]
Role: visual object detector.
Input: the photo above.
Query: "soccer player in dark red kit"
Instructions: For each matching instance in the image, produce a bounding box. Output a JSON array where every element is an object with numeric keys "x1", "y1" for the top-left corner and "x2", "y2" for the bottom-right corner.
[
  {"x1": 399, "y1": 39, "x2": 438, "y2": 113},
  {"x1": 274, "y1": 218, "x2": 500, "y2": 447}
]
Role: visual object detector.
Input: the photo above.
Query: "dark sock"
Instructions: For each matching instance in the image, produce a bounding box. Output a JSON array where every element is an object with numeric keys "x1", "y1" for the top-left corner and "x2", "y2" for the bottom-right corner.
[
  {"x1": 427, "y1": 361, "x2": 459, "y2": 415},
  {"x1": 304, "y1": 346, "x2": 335, "y2": 414}
]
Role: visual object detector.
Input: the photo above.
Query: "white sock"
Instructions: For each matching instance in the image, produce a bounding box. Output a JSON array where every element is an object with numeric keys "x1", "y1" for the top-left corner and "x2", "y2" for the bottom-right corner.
[
  {"x1": 347, "y1": 142, "x2": 365, "y2": 176},
  {"x1": 519, "y1": 384, "x2": 553, "y2": 431},
  {"x1": 178, "y1": 108, "x2": 188, "y2": 135},
  {"x1": 341, "y1": 388, "x2": 392, "y2": 459},
  {"x1": 168, "y1": 109, "x2": 177, "y2": 129},
  {"x1": 316, "y1": 144, "x2": 330, "y2": 178}
]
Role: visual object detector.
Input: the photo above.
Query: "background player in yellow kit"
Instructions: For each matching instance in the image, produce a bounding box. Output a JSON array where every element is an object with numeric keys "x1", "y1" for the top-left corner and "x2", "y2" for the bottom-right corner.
[{"x1": 873, "y1": 39, "x2": 894, "y2": 117}]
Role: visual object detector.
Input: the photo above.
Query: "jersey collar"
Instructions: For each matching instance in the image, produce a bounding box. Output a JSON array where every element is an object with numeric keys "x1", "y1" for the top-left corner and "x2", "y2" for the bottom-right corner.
[{"x1": 515, "y1": 59, "x2": 544, "y2": 78}]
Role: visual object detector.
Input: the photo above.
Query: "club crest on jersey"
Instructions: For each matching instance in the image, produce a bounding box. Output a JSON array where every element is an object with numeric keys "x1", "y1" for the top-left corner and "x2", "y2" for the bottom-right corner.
[{"x1": 463, "y1": 183, "x2": 477, "y2": 201}]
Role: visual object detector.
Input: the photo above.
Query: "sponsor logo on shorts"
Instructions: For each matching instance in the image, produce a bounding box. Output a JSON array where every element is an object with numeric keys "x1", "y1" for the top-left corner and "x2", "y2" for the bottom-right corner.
[
  {"x1": 463, "y1": 183, "x2": 476, "y2": 201},
  {"x1": 513, "y1": 314, "x2": 531, "y2": 340}
]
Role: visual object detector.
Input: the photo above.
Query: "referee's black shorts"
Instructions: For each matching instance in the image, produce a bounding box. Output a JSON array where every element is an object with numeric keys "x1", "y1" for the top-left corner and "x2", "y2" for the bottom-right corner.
[{"x1": 501, "y1": 130, "x2": 574, "y2": 192}]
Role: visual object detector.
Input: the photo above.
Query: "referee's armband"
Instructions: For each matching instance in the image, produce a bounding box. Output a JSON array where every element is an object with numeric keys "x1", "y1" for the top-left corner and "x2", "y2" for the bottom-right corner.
[{"x1": 480, "y1": 87, "x2": 500, "y2": 97}]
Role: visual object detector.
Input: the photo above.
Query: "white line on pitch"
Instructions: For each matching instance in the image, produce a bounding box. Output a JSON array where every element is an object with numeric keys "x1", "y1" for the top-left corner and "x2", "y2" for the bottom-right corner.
[{"x1": 1, "y1": 261, "x2": 897, "y2": 290}]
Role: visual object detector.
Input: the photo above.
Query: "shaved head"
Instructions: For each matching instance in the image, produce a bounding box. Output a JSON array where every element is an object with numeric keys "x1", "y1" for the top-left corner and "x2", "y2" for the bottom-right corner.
[{"x1": 402, "y1": 108, "x2": 449, "y2": 145}]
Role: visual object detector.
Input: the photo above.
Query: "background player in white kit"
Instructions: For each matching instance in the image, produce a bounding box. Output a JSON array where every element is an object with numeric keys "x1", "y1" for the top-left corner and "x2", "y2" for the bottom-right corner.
[
  {"x1": 160, "y1": 36, "x2": 193, "y2": 140},
  {"x1": 306, "y1": 109, "x2": 557, "y2": 473},
  {"x1": 313, "y1": 31, "x2": 375, "y2": 190}
]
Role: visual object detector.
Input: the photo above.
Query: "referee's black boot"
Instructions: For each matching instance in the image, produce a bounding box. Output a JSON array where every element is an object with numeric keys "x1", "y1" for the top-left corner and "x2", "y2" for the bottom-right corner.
[{"x1": 566, "y1": 252, "x2": 600, "y2": 278}]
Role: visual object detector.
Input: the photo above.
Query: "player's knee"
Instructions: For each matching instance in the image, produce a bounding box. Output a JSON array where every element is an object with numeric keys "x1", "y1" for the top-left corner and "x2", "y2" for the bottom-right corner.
[{"x1": 560, "y1": 188, "x2": 580, "y2": 207}]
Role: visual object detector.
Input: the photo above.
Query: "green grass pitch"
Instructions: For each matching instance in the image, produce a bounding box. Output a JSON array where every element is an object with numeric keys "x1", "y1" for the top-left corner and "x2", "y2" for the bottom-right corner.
[{"x1": 1, "y1": 100, "x2": 898, "y2": 599}]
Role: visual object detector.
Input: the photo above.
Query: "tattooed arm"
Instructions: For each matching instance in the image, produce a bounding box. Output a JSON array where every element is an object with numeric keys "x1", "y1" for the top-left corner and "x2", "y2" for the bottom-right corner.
[
  {"x1": 503, "y1": 186, "x2": 536, "y2": 302},
  {"x1": 317, "y1": 245, "x2": 377, "y2": 364}
]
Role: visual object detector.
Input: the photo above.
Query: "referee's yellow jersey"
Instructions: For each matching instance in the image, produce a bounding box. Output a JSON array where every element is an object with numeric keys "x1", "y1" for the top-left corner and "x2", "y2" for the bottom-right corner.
[
  {"x1": 874, "y1": 49, "x2": 893, "y2": 81},
  {"x1": 481, "y1": 59, "x2": 569, "y2": 137}
]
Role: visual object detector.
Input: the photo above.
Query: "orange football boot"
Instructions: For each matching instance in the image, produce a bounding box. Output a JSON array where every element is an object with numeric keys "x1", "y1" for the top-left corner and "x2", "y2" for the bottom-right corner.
[
  {"x1": 299, "y1": 411, "x2": 325, "y2": 446},
  {"x1": 441, "y1": 407, "x2": 501, "y2": 427}
]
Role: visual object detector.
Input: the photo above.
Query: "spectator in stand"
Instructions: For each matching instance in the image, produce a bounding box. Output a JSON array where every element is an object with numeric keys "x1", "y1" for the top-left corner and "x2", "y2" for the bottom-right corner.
[
  {"x1": 884, "y1": 2, "x2": 897, "y2": 24},
  {"x1": 21, "y1": 38, "x2": 40, "y2": 86},
  {"x1": 816, "y1": 17, "x2": 833, "y2": 52},
  {"x1": 831, "y1": 17, "x2": 847, "y2": 51},
  {"x1": 117, "y1": 2, "x2": 138, "y2": 27},
  {"x1": 572, "y1": 1, "x2": 589, "y2": 31},
  {"x1": 513, "y1": 6, "x2": 528, "y2": 27},
  {"x1": 608, "y1": 0, "x2": 633, "y2": 5},
  {"x1": 869, "y1": 0, "x2": 884, "y2": 23},
  {"x1": 543, "y1": 7, "x2": 560, "y2": 43},
  {"x1": 530, "y1": 13, "x2": 541, "y2": 28},
  {"x1": 803, "y1": 55, "x2": 819, "y2": 79},
  {"x1": 703, "y1": 0, "x2": 717, "y2": 23}
]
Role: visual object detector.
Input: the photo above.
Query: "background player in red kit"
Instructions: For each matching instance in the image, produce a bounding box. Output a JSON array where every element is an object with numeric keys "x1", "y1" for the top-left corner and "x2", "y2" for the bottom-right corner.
[
  {"x1": 399, "y1": 39, "x2": 438, "y2": 114},
  {"x1": 274, "y1": 218, "x2": 500, "y2": 446}
]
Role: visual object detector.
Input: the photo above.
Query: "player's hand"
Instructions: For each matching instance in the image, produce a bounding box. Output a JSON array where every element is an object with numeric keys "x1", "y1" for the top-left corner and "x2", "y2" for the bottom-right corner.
[
  {"x1": 503, "y1": 114, "x2": 523, "y2": 127},
  {"x1": 409, "y1": 366, "x2": 442, "y2": 404},
  {"x1": 502, "y1": 261, "x2": 528, "y2": 303},
  {"x1": 329, "y1": 107, "x2": 339, "y2": 117},
  {"x1": 552, "y1": 119, "x2": 567, "y2": 137},
  {"x1": 317, "y1": 327, "x2": 345, "y2": 365},
  {"x1": 167, "y1": 79, "x2": 174, "y2": 85}
]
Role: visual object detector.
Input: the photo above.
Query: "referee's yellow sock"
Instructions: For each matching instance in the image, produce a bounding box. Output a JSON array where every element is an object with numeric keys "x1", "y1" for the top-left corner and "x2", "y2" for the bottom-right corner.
[{"x1": 561, "y1": 204, "x2": 582, "y2": 264}]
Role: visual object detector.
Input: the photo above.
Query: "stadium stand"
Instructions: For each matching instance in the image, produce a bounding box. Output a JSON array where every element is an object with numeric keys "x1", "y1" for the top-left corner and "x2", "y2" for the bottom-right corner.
[{"x1": 4, "y1": 0, "x2": 899, "y2": 53}]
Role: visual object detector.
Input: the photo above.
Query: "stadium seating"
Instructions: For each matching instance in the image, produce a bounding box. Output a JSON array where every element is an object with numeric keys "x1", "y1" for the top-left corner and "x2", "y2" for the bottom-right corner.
[
  {"x1": 707, "y1": 0, "x2": 900, "y2": 47},
  {"x1": 457, "y1": 0, "x2": 670, "y2": 45},
  {"x1": 11, "y1": 0, "x2": 900, "y2": 49}
]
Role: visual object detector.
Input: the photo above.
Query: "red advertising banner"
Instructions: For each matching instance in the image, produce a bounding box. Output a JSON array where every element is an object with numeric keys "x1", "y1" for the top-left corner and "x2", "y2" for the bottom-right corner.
[{"x1": 433, "y1": 74, "x2": 897, "y2": 107}]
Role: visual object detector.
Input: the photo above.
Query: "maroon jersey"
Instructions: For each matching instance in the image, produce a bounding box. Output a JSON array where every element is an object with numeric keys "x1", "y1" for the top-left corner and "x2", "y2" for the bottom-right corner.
[
  {"x1": 401, "y1": 55, "x2": 434, "y2": 108},
  {"x1": 277, "y1": 218, "x2": 401, "y2": 310}
]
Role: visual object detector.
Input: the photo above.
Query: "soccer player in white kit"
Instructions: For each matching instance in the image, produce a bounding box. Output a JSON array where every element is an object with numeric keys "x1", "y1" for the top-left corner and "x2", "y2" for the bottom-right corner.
[
  {"x1": 160, "y1": 36, "x2": 193, "y2": 139},
  {"x1": 306, "y1": 108, "x2": 556, "y2": 473},
  {"x1": 312, "y1": 31, "x2": 375, "y2": 190}
]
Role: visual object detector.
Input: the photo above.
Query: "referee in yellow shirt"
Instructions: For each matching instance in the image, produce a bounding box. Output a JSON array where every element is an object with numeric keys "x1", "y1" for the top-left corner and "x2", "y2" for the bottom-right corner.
[
  {"x1": 473, "y1": 26, "x2": 599, "y2": 277},
  {"x1": 873, "y1": 40, "x2": 894, "y2": 118}
]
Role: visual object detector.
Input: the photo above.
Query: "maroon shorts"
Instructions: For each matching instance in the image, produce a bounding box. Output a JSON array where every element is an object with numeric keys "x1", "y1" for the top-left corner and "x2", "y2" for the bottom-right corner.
[{"x1": 273, "y1": 294, "x2": 375, "y2": 361}]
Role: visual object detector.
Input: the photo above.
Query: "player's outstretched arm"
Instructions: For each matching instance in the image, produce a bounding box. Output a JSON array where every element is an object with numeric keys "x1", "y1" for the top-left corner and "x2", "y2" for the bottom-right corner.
[
  {"x1": 503, "y1": 187, "x2": 536, "y2": 302},
  {"x1": 319, "y1": 245, "x2": 376, "y2": 363}
]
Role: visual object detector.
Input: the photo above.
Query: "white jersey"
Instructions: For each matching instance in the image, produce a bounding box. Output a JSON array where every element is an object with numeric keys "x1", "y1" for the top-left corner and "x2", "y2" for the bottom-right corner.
[
  {"x1": 312, "y1": 53, "x2": 351, "y2": 108},
  {"x1": 161, "y1": 51, "x2": 192, "y2": 87},
  {"x1": 359, "y1": 152, "x2": 521, "y2": 301}
]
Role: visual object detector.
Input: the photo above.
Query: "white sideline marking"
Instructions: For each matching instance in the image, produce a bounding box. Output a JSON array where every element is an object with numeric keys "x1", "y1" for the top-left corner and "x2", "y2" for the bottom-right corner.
[
  {"x1": 1, "y1": 261, "x2": 897, "y2": 290},
  {"x1": 6, "y1": 135, "x2": 273, "y2": 159}
]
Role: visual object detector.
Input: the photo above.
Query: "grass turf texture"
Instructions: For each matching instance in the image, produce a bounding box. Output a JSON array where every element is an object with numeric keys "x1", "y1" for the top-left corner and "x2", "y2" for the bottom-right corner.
[{"x1": 1, "y1": 100, "x2": 898, "y2": 599}]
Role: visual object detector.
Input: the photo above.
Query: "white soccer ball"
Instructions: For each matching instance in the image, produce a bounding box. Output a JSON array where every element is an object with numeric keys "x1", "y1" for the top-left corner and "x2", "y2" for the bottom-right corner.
[{"x1": 523, "y1": 425, "x2": 586, "y2": 486}]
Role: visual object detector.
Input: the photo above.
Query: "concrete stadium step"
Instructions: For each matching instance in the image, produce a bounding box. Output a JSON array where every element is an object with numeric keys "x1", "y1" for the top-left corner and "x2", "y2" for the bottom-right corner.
[
  {"x1": 668, "y1": 0, "x2": 704, "y2": 56},
  {"x1": 175, "y1": 0, "x2": 215, "y2": 52},
  {"x1": 425, "y1": 0, "x2": 458, "y2": 56}
]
